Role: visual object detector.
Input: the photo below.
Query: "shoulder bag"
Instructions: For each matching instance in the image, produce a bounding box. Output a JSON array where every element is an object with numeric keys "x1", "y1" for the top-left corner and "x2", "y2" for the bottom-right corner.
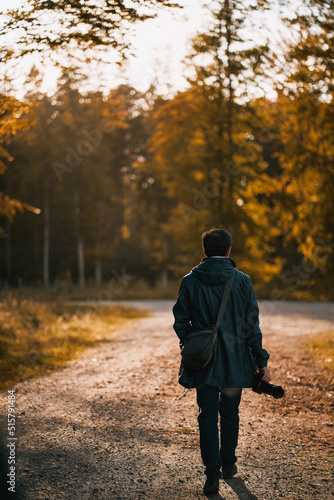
[{"x1": 180, "y1": 274, "x2": 235, "y2": 370}]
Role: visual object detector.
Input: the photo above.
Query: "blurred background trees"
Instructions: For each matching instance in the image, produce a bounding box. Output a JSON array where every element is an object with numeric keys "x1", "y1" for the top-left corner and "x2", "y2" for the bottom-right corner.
[{"x1": 0, "y1": 0, "x2": 333, "y2": 298}]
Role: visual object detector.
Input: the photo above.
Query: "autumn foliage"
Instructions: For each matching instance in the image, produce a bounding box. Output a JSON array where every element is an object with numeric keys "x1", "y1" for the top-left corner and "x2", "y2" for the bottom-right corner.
[{"x1": 0, "y1": 0, "x2": 333, "y2": 297}]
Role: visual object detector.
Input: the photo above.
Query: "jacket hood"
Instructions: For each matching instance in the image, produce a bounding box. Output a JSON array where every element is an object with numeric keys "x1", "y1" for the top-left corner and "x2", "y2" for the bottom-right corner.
[{"x1": 191, "y1": 257, "x2": 237, "y2": 285}]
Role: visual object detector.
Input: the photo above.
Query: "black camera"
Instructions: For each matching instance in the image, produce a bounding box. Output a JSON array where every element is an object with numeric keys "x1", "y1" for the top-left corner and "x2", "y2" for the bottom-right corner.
[{"x1": 252, "y1": 372, "x2": 284, "y2": 399}]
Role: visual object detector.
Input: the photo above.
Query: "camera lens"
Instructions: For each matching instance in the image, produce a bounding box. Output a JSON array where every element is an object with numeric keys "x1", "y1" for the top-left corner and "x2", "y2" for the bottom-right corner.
[
  {"x1": 260, "y1": 380, "x2": 284, "y2": 399},
  {"x1": 270, "y1": 385, "x2": 285, "y2": 399}
]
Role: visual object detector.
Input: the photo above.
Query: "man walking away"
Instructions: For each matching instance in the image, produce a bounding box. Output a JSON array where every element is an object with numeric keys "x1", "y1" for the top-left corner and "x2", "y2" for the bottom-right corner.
[{"x1": 173, "y1": 228, "x2": 271, "y2": 495}]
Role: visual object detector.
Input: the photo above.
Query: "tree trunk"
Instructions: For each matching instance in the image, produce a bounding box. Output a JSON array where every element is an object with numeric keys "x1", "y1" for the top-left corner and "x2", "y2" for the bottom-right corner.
[
  {"x1": 5, "y1": 219, "x2": 11, "y2": 285},
  {"x1": 95, "y1": 219, "x2": 102, "y2": 287},
  {"x1": 74, "y1": 190, "x2": 86, "y2": 287},
  {"x1": 77, "y1": 235, "x2": 85, "y2": 287},
  {"x1": 224, "y1": 0, "x2": 235, "y2": 230},
  {"x1": 43, "y1": 170, "x2": 50, "y2": 287},
  {"x1": 161, "y1": 238, "x2": 168, "y2": 287},
  {"x1": 5, "y1": 169, "x2": 11, "y2": 284},
  {"x1": 161, "y1": 269, "x2": 168, "y2": 287},
  {"x1": 216, "y1": 8, "x2": 225, "y2": 218}
]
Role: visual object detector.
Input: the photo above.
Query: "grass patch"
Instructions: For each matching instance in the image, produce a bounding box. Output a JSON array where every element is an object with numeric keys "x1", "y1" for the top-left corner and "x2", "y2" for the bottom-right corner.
[
  {"x1": 307, "y1": 331, "x2": 334, "y2": 383},
  {"x1": 0, "y1": 296, "x2": 148, "y2": 391},
  {"x1": 0, "y1": 280, "x2": 180, "y2": 302}
]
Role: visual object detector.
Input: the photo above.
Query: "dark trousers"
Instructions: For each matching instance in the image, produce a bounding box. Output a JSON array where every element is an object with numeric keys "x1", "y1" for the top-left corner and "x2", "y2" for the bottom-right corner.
[{"x1": 196, "y1": 385, "x2": 242, "y2": 477}]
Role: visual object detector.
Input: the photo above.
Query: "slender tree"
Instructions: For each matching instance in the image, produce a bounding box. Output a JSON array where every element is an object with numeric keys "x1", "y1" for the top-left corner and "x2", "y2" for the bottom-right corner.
[
  {"x1": 273, "y1": 0, "x2": 334, "y2": 291},
  {"x1": 148, "y1": 0, "x2": 282, "y2": 281}
]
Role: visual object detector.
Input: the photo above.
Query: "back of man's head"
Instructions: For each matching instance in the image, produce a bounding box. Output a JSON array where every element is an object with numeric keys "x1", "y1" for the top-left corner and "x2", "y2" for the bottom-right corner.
[{"x1": 202, "y1": 228, "x2": 232, "y2": 257}]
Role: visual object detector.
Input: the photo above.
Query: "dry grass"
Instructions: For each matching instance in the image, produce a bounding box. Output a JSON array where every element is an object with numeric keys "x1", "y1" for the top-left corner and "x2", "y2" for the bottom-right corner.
[
  {"x1": 0, "y1": 281, "x2": 180, "y2": 302},
  {"x1": 307, "y1": 331, "x2": 334, "y2": 384},
  {"x1": 0, "y1": 296, "x2": 148, "y2": 390}
]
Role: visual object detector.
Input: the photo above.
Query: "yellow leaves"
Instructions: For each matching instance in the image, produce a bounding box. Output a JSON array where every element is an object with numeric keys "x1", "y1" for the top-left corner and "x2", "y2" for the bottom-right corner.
[
  {"x1": 121, "y1": 224, "x2": 130, "y2": 240},
  {"x1": 0, "y1": 95, "x2": 35, "y2": 230},
  {"x1": 0, "y1": 95, "x2": 34, "y2": 142},
  {"x1": 241, "y1": 172, "x2": 276, "y2": 199},
  {"x1": 0, "y1": 192, "x2": 41, "y2": 226},
  {"x1": 0, "y1": 146, "x2": 13, "y2": 175},
  {"x1": 239, "y1": 252, "x2": 283, "y2": 283},
  {"x1": 0, "y1": 193, "x2": 24, "y2": 222},
  {"x1": 193, "y1": 170, "x2": 205, "y2": 181},
  {"x1": 190, "y1": 128, "x2": 206, "y2": 148},
  {"x1": 101, "y1": 90, "x2": 130, "y2": 130}
]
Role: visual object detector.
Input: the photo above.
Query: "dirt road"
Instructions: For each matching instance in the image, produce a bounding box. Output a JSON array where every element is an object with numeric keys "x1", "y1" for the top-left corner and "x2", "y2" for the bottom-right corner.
[{"x1": 0, "y1": 301, "x2": 333, "y2": 499}]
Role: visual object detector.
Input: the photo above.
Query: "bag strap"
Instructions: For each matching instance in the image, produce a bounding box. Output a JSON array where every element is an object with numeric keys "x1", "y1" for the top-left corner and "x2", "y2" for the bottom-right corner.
[{"x1": 213, "y1": 274, "x2": 235, "y2": 333}]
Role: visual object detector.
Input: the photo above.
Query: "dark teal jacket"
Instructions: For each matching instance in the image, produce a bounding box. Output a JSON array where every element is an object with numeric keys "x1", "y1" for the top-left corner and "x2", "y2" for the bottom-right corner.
[{"x1": 173, "y1": 257, "x2": 270, "y2": 388}]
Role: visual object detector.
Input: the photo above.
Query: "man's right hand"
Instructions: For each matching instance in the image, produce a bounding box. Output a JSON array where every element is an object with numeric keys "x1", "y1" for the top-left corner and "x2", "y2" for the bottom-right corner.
[{"x1": 259, "y1": 366, "x2": 271, "y2": 382}]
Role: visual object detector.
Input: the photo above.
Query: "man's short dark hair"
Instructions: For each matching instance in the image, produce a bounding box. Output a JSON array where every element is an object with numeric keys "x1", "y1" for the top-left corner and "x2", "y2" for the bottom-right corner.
[{"x1": 202, "y1": 228, "x2": 232, "y2": 257}]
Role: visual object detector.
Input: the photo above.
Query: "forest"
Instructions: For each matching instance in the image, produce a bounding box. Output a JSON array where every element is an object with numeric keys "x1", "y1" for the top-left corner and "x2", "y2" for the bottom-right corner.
[{"x1": 0, "y1": 0, "x2": 333, "y2": 299}]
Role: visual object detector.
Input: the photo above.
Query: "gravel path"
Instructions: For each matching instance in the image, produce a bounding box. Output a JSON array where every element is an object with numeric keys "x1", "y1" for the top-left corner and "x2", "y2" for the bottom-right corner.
[{"x1": 0, "y1": 301, "x2": 333, "y2": 500}]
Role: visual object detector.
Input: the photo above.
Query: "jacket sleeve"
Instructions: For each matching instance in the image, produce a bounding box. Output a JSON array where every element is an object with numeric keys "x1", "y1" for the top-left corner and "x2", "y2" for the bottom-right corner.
[
  {"x1": 244, "y1": 277, "x2": 270, "y2": 368},
  {"x1": 172, "y1": 277, "x2": 191, "y2": 347}
]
